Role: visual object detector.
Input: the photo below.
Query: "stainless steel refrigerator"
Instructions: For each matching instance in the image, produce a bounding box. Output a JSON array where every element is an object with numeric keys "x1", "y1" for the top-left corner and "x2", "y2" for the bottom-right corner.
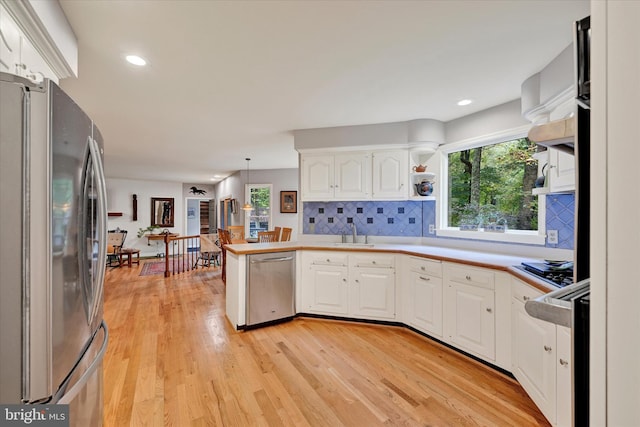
[{"x1": 0, "y1": 72, "x2": 108, "y2": 426}]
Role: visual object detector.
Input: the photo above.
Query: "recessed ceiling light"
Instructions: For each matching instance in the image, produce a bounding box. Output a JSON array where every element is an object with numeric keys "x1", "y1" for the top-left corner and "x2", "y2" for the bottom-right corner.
[
  {"x1": 125, "y1": 55, "x2": 147, "y2": 66},
  {"x1": 457, "y1": 99, "x2": 472, "y2": 106}
]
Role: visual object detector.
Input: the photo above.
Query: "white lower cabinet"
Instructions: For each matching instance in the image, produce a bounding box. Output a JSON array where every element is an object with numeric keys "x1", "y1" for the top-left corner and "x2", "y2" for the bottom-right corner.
[
  {"x1": 350, "y1": 267, "x2": 395, "y2": 319},
  {"x1": 443, "y1": 263, "x2": 496, "y2": 361},
  {"x1": 308, "y1": 264, "x2": 349, "y2": 315},
  {"x1": 300, "y1": 251, "x2": 395, "y2": 320},
  {"x1": 511, "y1": 278, "x2": 573, "y2": 427},
  {"x1": 555, "y1": 326, "x2": 572, "y2": 427},
  {"x1": 405, "y1": 257, "x2": 443, "y2": 337}
]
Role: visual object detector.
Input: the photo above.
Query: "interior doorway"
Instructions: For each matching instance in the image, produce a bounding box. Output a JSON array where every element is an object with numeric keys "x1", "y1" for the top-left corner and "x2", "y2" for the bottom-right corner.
[
  {"x1": 219, "y1": 197, "x2": 234, "y2": 230},
  {"x1": 186, "y1": 198, "x2": 216, "y2": 236}
]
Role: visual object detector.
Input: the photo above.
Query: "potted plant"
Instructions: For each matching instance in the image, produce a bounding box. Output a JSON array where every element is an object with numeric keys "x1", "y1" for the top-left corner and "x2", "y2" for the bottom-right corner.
[
  {"x1": 137, "y1": 225, "x2": 160, "y2": 238},
  {"x1": 455, "y1": 204, "x2": 482, "y2": 231}
]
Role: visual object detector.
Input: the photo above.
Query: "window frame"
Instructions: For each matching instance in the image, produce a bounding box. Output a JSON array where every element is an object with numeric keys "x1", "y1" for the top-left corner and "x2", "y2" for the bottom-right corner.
[
  {"x1": 244, "y1": 183, "x2": 273, "y2": 238},
  {"x1": 436, "y1": 125, "x2": 546, "y2": 246}
]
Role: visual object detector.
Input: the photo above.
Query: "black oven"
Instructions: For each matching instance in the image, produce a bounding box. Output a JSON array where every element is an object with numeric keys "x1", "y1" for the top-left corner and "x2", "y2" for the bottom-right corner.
[{"x1": 576, "y1": 16, "x2": 591, "y2": 109}]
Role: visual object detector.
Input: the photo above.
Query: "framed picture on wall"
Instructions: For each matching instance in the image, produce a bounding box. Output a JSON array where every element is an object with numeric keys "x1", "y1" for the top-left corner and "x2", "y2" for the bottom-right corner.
[{"x1": 280, "y1": 191, "x2": 297, "y2": 213}]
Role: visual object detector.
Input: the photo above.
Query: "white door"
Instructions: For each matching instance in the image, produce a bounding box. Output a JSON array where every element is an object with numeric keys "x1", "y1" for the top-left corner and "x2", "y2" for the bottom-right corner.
[
  {"x1": 372, "y1": 150, "x2": 408, "y2": 199},
  {"x1": 408, "y1": 271, "x2": 443, "y2": 337},
  {"x1": 334, "y1": 153, "x2": 370, "y2": 199},
  {"x1": 307, "y1": 265, "x2": 349, "y2": 315},
  {"x1": 301, "y1": 154, "x2": 334, "y2": 201},
  {"x1": 445, "y1": 282, "x2": 495, "y2": 360},
  {"x1": 548, "y1": 148, "x2": 575, "y2": 192},
  {"x1": 511, "y1": 299, "x2": 557, "y2": 424},
  {"x1": 351, "y1": 268, "x2": 395, "y2": 319}
]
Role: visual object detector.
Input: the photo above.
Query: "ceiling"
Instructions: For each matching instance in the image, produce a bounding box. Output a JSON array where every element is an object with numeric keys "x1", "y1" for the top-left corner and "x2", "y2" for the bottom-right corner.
[{"x1": 58, "y1": 0, "x2": 589, "y2": 184}]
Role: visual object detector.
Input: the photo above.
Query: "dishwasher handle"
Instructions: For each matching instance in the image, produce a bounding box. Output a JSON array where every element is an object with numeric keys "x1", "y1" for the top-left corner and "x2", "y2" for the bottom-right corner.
[{"x1": 250, "y1": 256, "x2": 294, "y2": 264}]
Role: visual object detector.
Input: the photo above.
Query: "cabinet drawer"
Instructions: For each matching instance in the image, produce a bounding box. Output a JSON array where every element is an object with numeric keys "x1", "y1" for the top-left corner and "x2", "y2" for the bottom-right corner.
[
  {"x1": 512, "y1": 278, "x2": 544, "y2": 304},
  {"x1": 408, "y1": 257, "x2": 442, "y2": 278},
  {"x1": 306, "y1": 252, "x2": 348, "y2": 266},
  {"x1": 445, "y1": 263, "x2": 495, "y2": 290},
  {"x1": 351, "y1": 254, "x2": 395, "y2": 269}
]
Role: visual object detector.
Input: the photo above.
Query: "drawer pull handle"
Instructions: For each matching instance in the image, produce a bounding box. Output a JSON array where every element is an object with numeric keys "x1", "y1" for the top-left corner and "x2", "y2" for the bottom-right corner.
[
  {"x1": 342, "y1": 278, "x2": 347, "y2": 282},
  {"x1": 372, "y1": 261, "x2": 376, "y2": 264},
  {"x1": 523, "y1": 296, "x2": 530, "y2": 301},
  {"x1": 326, "y1": 259, "x2": 330, "y2": 262},
  {"x1": 559, "y1": 359, "x2": 569, "y2": 366},
  {"x1": 421, "y1": 266, "x2": 426, "y2": 271},
  {"x1": 465, "y1": 275, "x2": 471, "y2": 280},
  {"x1": 355, "y1": 279, "x2": 360, "y2": 283},
  {"x1": 419, "y1": 276, "x2": 430, "y2": 281},
  {"x1": 544, "y1": 345, "x2": 552, "y2": 352},
  {"x1": 486, "y1": 308, "x2": 493, "y2": 313}
]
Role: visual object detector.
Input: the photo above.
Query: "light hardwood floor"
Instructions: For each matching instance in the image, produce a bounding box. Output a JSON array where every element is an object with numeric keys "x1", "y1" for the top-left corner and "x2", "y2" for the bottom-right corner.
[{"x1": 103, "y1": 260, "x2": 550, "y2": 426}]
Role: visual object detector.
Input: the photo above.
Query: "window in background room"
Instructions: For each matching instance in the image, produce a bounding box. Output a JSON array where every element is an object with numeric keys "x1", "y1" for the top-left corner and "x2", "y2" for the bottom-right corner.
[
  {"x1": 440, "y1": 133, "x2": 544, "y2": 244},
  {"x1": 246, "y1": 184, "x2": 272, "y2": 238}
]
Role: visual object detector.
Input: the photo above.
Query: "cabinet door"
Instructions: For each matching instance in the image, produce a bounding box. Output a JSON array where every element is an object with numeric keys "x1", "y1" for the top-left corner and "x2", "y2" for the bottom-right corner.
[
  {"x1": 408, "y1": 271, "x2": 443, "y2": 337},
  {"x1": 445, "y1": 282, "x2": 495, "y2": 360},
  {"x1": 372, "y1": 150, "x2": 408, "y2": 199},
  {"x1": 301, "y1": 155, "x2": 334, "y2": 201},
  {"x1": 0, "y1": 5, "x2": 22, "y2": 75},
  {"x1": 334, "y1": 153, "x2": 370, "y2": 199},
  {"x1": 511, "y1": 299, "x2": 557, "y2": 424},
  {"x1": 351, "y1": 268, "x2": 395, "y2": 319},
  {"x1": 306, "y1": 265, "x2": 349, "y2": 315},
  {"x1": 548, "y1": 148, "x2": 575, "y2": 192},
  {"x1": 556, "y1": 326, "x2": 572, "y2": 427}
]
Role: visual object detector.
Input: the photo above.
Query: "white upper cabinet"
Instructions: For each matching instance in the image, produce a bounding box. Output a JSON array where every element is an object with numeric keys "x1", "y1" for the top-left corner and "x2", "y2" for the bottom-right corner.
[
  {"x1": 547, "y1": 148, "x2": 575, "y2": 192},
  {"x1": 372, "y1": 150, "x2": 408, "y2": 199},
  {"x1": 301, "y1": 154, "x2": 335, "y2": 200},
  {"x1": 334, "y1": 153, "x2": 371, "y2": 199},
  {"x1": 301, "y1": 149, "x2": 410, "y2": 201},
  {"x1": 301, "y1": 152, "x2": 370, "y2": 201},
  {"x1": 0, "y1": 6, "x2": 21, "y2": 75},
  {"x1": 0, "y1": 4, "x2": 57, "y2": 82}
]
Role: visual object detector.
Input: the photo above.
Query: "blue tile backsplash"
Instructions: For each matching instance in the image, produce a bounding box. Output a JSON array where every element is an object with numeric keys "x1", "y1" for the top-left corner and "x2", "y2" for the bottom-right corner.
[
  {"x1": 303, "y1": 201, "x2": 423, "y2": 237},
  {"x1": 302, "y1": 193, "x2": 574, "y2": 249},
  {"x1": 545, "y1": 193, "x2": 575, "y2": 249}
]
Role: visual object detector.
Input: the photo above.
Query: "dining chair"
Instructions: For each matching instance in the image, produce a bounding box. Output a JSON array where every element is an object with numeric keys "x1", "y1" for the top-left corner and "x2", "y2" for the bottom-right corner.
[
  {"x1": 193, "y1": 233, "x2": 221, "y2": 268},
  {"x1": 218, "y1": 228, "x2": 232, "y2": 283},
  {"x1": 257, "y1": 230, "x2": 279, "y2": 243},
  {"x1": 227, "y1": 225, "x2": 247, "y2": 243},
  {"x1": 280, "y1": 227, "x2": 292, "y2": 242},
  {"x1": 273, "y1": 226, "x2": 282, "y2": 242}
]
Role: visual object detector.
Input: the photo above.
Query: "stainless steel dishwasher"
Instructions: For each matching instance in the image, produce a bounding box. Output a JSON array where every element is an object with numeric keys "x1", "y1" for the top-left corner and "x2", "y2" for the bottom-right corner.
[{"x1": 246, "y1": 251, "x2": 295, "y2": 328}]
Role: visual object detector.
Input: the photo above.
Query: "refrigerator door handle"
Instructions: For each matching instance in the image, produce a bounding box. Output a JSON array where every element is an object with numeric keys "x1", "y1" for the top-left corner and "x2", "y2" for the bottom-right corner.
[
  {"x1": 87, "y1": 137, "x2": 107, "y2": 326},
  {"x1": 55, "y1": 321, "x2": 108, "y2": 405}
]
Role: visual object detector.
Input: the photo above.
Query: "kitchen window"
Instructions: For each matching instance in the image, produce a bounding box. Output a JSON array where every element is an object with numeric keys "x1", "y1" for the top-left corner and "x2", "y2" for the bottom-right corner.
[
  {"x1": 438, "y1": 127, "x2": 546, "y2": 245},
  {"x1": 245, "y1": 184, "x2": 272, "y2": 238}
]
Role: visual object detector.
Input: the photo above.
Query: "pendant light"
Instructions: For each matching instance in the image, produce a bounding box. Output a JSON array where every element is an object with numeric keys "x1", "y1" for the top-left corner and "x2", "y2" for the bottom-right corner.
[{"x1": 242, "y1": 158, "x2": 253, "y2": 211}]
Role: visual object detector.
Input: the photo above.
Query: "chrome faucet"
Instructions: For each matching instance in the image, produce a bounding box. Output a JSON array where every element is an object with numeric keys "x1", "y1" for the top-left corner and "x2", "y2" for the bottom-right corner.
[{"x1": 351, "y1": 223, "x2": 357, "y2": 243}]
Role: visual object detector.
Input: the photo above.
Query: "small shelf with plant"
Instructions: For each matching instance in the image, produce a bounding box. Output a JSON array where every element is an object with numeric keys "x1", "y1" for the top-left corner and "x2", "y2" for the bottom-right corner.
[{"x1": 137, "y1": 225, "x2": 160, "y2": 238}]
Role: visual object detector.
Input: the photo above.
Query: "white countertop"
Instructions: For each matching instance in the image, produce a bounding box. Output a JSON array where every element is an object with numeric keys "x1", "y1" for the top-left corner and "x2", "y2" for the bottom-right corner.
[{"x1": 224, "y1": 241, "x2": 558, "y2": 293}]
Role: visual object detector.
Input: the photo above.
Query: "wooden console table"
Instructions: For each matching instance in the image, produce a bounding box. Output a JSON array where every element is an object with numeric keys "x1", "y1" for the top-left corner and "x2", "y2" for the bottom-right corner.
[{"x1": 145, "y1": 233, "x2": 179, "y2": 258}]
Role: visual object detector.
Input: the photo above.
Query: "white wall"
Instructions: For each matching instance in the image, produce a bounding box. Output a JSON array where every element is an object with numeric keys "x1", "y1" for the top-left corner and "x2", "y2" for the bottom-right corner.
[
  {"x1": 591, "y1": 1, "x2": 640, "y2": 425},
  {"x1": 215, "y1": 168, "x2": 300, "y2": 240},
  {"x1": 106, "y1": 178, "x2": 184, "y2": 257},
  {"x1": 443, "y1": 99, "x2": 529, "y2": 144}
]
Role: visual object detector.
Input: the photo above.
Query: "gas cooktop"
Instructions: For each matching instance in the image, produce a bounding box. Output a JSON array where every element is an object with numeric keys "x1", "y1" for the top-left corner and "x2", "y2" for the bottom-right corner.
[{"x1": 517, "y1": 261, "x2": 575, "y2": 288}]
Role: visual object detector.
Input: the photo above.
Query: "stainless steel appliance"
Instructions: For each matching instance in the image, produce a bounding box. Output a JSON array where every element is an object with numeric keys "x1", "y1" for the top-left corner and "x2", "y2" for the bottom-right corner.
[
  {"x1": 0, "y1": 73, "x2": 108, "y2": 425},
  {"x1": 246, "y1": 251, "x2": 295, "y2": 328},
  {"x1": 518, "y1": 261, "x2": 574, "y2": 288}
]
